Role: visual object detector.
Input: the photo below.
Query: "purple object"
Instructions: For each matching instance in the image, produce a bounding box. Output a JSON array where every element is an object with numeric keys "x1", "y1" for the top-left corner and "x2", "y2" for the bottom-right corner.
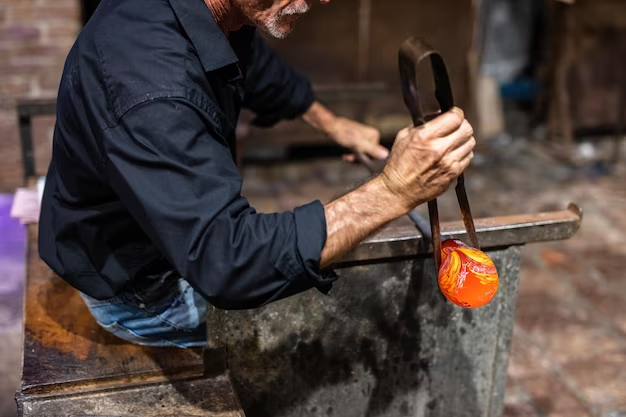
[{"x1": 0, "y1": 194, "x2": 26, "y2": 330}]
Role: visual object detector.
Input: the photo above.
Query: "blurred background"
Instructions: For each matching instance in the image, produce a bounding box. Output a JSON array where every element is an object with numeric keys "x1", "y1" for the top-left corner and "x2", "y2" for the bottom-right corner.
[{"x1": 1, "y1": 0, "x2": 625, "y2": 416}]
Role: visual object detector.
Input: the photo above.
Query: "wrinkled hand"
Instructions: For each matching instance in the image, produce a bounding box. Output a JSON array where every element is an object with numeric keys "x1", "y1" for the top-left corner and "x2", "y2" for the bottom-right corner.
[
  {"x1": 380, "y1": 107, "x2": 475, "y2": 210},
  {"x1": 329, "y1": 117, "x2": 389, "y2": 161}
]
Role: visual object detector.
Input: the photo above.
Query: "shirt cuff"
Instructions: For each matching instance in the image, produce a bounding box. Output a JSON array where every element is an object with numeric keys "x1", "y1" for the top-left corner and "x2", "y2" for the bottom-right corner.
[{"x1": 293, "y1": 200, "x2": 338, "y2": 294}]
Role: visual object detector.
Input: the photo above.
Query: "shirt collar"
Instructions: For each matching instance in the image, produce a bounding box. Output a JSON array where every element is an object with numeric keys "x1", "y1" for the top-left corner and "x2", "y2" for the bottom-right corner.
[{"x1": 168, "y1": 0, "x2": 240, "y2": 72}]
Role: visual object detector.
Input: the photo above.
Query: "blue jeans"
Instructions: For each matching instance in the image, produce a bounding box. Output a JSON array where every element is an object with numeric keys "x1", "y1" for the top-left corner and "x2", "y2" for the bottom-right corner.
[{"x1": 80, "y1": 272, "x2": 208, "y2": 348}]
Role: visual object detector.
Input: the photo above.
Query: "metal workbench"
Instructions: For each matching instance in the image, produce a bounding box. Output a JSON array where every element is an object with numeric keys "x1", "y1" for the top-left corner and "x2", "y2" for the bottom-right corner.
[{"x1": 207, "y1": 205, "x2": 583, "y2": 417}]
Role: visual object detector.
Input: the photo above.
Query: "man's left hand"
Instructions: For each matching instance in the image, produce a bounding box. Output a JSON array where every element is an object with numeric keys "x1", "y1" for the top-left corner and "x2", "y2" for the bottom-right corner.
[
  {"x1": 302, "y1": 101, "x2": 389, "y2": 161},
  {"x1": 329, "y1": 117, "x2": 389, "y2": 161}
]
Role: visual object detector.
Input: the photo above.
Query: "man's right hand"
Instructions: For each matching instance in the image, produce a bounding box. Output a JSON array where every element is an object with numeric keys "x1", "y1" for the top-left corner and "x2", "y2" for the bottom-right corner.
[
  {"x1": 320, "y1": 107, "x2": 475, "y2": 268},
  {"x1": 380, "y1": 107, "x2": 475, "y2": 211}
]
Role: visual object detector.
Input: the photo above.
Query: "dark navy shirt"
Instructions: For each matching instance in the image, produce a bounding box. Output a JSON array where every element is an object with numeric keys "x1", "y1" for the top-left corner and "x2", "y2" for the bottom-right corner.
[{"x1": 39, "y1": 0, "x2": 337, "y2": 309}]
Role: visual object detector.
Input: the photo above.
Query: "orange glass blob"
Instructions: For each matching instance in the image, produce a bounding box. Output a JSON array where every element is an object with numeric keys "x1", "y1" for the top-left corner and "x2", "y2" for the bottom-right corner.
[
  {"x1": 437, "y1": 239, "x2": 499, "y2": 308},
  {"x1": 441, "y1": 239, "x2": 469, "y2": 264}
]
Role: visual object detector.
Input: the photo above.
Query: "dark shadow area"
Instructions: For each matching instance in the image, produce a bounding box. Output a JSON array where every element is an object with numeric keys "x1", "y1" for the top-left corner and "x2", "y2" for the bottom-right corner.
[
  {"x1": 81, "y1": 0, "x2": 101, "y2": 26},
  {"x1": 239, "y1": 138, "x2": 395, "y2": 166}
]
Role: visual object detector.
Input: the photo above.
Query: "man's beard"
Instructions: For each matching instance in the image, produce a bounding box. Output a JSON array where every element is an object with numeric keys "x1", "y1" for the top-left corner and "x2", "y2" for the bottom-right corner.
[{"x1": 262, "y1": 2, "x2": 310, "y2": 39}]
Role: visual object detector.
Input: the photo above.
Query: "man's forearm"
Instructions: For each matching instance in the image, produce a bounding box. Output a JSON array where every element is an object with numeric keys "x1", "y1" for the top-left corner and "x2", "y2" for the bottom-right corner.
[
  {"x1": 302, "y1": 101, "x2": 388, "y2": 160},
  {"x1": 302, "y1": 101, "x2": 337, "y2": 136},
  {"x1": 320, "y1": 176, "x2": 407, "y2": 268}
]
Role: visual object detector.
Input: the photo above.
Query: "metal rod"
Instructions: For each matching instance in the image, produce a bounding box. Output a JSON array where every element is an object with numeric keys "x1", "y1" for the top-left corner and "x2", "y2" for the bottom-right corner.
[
  {"x1": 407, "y1": 210, "x2": 433, "y2": 242},
  {"x1": 427, "y1": 200, "x2": 441, "y2": 270},
  {"x1": 455, "y1": 174, "x2": 480, "y2": 249}
]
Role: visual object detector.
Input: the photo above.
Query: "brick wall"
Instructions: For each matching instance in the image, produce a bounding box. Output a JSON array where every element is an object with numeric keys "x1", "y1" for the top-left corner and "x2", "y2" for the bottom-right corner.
[{"x1": 0, "y1": 0, "x2": 79, "y2": 191}]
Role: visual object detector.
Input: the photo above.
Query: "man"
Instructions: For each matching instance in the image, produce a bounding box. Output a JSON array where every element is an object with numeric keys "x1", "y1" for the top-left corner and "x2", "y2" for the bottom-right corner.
[{"x1": 39, "y1": 0, "x2": 475, "y2": 348}]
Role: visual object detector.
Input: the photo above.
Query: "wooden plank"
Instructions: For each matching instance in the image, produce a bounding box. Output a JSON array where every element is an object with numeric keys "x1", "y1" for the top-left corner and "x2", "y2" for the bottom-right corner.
[{"x1": 20, "y1": 223, "x2": 205, "y2": 392}]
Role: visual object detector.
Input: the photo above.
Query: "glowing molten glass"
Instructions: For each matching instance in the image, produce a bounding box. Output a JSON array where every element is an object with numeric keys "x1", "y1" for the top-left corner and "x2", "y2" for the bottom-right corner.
[{"x1": 438, "y1": 239, "x2": 499, "y2": 308}]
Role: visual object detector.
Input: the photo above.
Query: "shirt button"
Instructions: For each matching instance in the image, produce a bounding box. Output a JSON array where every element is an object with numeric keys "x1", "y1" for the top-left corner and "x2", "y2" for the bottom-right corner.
[{"x1": 139, "y1": 303, "x2": 146, "y2": 309}]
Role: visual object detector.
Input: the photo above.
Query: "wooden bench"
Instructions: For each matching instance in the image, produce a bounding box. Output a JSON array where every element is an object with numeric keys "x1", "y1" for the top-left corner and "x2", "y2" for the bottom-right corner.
[{"x1": 16, "y1": 220, "x2": 245, "y2": 417}]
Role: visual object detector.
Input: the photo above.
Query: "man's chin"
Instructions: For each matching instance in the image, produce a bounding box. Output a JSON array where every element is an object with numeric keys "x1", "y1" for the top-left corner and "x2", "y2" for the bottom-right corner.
[{"x1": 259, "y1": 18, "x2": 297, "y2": 39}]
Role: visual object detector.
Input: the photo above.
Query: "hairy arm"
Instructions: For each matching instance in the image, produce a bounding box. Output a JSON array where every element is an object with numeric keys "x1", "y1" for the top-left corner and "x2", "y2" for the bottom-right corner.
[
  {"x1": 320, "y1": 176, "x2": 405, "y2": 268},
  {"x1": 303, "y1": 101, "x2": 389, "y2": 160},
  {"x1": 320, "y1": 107, "x2": 476, "y2": 267}
]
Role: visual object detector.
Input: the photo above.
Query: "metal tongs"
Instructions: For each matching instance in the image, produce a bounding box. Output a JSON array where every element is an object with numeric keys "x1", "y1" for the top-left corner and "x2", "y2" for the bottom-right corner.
[
  {"x1": 354, "y1": 37, "x2": 479, "y2": 270},
  {"x1": 398, "y1": 37, "x2": 480, "y2": 271}
]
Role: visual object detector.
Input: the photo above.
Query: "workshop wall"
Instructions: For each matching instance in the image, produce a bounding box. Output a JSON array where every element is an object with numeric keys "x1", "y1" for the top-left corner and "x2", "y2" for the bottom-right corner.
[
  {"x1": 0, "y1": 0, "x2": 476, "y2": 189},
  {"x1": 0, "y1": 0, "x2": 79, "y2": 191},
  {"x1": 264, "y1": 0, "x2": 475, "y2": 118},
  {"x1": 243, "y1": 0, "x2": 476, "y2": 156},
  {"x1": 543, "y1": 0, "x2": 626, "y2": 139}
]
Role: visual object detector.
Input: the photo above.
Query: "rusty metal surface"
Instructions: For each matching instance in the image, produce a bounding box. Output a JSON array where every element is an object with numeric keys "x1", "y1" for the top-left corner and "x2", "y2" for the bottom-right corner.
[
  {"x1": 18, "y1": 373, "x2": 245, "y2": 417},
  {"x1": 336, "y1": 204, "x2": 583, "y2": 265}
]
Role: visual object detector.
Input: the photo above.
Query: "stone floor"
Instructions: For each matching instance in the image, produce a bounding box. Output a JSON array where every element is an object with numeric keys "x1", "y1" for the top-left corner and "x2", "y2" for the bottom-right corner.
[
  {"x1": 499, "y1": 170, "x2": 626, "y2": 417},
  {"x1": 0, "y1": 133, "x2": 624, "y2": 417}
]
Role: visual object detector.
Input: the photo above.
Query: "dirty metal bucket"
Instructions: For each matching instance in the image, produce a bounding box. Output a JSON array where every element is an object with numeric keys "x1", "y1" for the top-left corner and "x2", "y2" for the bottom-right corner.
[{"x1": 206, "y1": 205, "x2": 582, "y2": 417}]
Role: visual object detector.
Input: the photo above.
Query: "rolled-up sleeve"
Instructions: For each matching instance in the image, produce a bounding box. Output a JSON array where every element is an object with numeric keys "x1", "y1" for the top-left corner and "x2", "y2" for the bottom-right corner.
[
  {"x1": 243, "y1": 32, "x2": 315, "y2": 127},
  {"x1": 102, "y1": 97, "x2": 336, "y2": 310}
]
